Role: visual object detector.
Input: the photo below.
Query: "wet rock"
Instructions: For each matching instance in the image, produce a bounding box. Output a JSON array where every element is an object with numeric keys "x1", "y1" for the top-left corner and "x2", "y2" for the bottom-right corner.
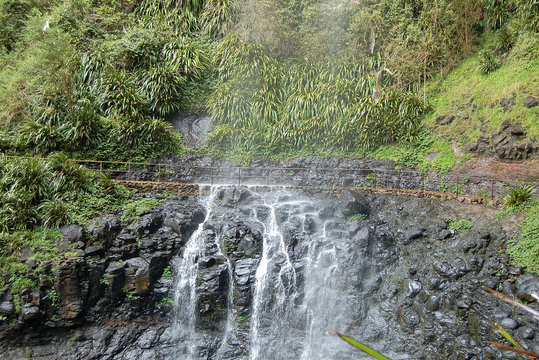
[
  {"x1": 124, "y1": 257, "x2": 151, "y2": 296},
  {"x1": 407, "y1": 281, "x2": 422, "y2": 298},
  {"x1": 19, "y1": 288, "x2": 40, "y2": 320},
  {"x1": 60, "y1": 225, "x2": 84, "y2": 243},
  {"x1": 518, "y1": 326, "x2": 535, "y2": 340},
  {"x1": 340, "y1": 189, "x2": 370, "y2": 218},
  {"x1": 516, "y1": 273, "x2": 539, "y2": 303},
  {"x1": 196, "y1": 260, "x2": 229, "y2": 325},
  {"x1": 523, "y1": 96, "x2": 538, "y2": 108},
  {"x1": 438, "y1": 230, "x2": 452, "y2": 240},
  {"x1": 132, "y1": 213, "x2": 164, "y2": 236},
  {"x1": 404, "y1": 228, "x2": 423, "y2": 243},
  {"x1": 0, "y1": 292, "x2": 15, "y2": 317},
  {"x1": 499, "y1": 318, "x2": 519, "y2": 330},
  {"x1": 479, "y1": 232, "x2": 491, "y2": 240},
  {"x1": 398, "y1": 307, "x2": 420, "y2": 330},
  {"x1": 87, "y1": 215, "x2": 121, "y2": 249},
  {"x1": 433, "y1": 260, "x2": 466, "y2": 279},
  {"x1": 84, "y1": 245, "x2": 104, "y2": 257},
  {"x1": 55, "y1": 260, "x2": 85, "y2": 320},
  {"x1": 105, "y1": 261, "x2": 126, "y2": 299},
  {"x1": 425, "y1": 296, "x2": 440, "y2": 312},
  {"x1": 218, "y1": 187, "x2": 252, "y2": 205}
]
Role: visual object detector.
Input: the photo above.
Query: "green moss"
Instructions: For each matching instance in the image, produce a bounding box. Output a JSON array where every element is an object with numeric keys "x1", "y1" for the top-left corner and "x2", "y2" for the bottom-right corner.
[
  {"x1": 348, "y1": 213, "x2": 368, "y2": 221},
  {"x1": 446, "y1": 218, "x2": 474, "y2": 231},
  {"x1": 429, "y1": 141, "x2": 457, "y2": 174}
]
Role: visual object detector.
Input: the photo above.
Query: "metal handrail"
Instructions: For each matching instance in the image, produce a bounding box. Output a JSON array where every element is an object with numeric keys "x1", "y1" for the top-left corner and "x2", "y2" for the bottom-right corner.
[{"x1": 3, "y1": 155, "x2": 537, "y2": 200}]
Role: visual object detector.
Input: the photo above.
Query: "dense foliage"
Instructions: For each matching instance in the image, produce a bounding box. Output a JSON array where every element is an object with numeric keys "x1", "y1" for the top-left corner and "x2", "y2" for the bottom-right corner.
[
  {"x1": 0, "y1": 154, "x2": 130, "y2": 231},
  {"x1": 1, "y1": 0, "x2": 536, "y2": 160},
  {"x1": 207, "y1": 37, "x2": 424, "y2": 154},
  {"x1": 0, "y1": 0, "x2": 236, "y2": 161}
]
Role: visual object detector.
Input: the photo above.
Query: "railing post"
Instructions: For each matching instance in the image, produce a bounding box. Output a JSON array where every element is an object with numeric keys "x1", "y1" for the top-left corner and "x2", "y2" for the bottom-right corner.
[
  {"x1": 238, "y1": 168, "x2": 241, "y2": 186},
  {"x1": 157, "y1": 164, "x2": 161, "y2": 183},
  {"x1": 420, "y1": 174, "x2": 424, "y2": 197},
  {"x1": 397, "y1": 170, "x2": 401, "y2": 190},
  {"x1": 491, "y1": 180, "x2": 495, "y2": 199}
]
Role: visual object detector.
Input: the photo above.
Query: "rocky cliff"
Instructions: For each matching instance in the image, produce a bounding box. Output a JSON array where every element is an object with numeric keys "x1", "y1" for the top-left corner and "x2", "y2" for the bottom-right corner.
[{"x1": 0, "y1": 188, "x2": 538, "y2": 360}]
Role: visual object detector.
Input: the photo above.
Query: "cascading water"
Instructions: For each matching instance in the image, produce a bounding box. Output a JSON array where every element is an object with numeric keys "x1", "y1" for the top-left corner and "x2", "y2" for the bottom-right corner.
[
  {"x1": 171, "y1": 186, "x2": 366, "y2": 359},
  {"x1": 172, "y1": 187, "x2": 219, "y2": 359}
]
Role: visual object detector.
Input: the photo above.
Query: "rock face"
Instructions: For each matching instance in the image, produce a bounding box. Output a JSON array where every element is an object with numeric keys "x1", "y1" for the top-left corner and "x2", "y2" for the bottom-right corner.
[
  {"x1": 436, "y1": 114, "x2": 455, "y2": 125},
  {"x1": 169, "y1": 110, "x2": 212, "y2": 148},
  {"x1": 468, "y1": 120, "x2": 537, "y2": 160},
  {"x1": 0, "y1": 189, "x2": 537, "y2": 360},
  {"x1": 523, "y1": 96, "x2": 538, "y2": 108}
]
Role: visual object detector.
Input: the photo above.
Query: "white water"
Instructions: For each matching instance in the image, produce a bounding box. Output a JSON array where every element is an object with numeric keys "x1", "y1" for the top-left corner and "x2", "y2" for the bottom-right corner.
[
  {"x1": 172, "y1": 187, "x2": 353, "y2": 359},
  {"x1": 172, "y1": 187, "x2": 219, "y2": 359}
]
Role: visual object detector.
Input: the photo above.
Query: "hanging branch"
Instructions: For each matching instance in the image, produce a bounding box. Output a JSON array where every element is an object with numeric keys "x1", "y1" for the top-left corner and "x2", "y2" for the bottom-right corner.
[
  {"x1": 483, "y1": 286, "x2": 539, "y2": 321},
  {"x1": 489, "y1": 342, "x2": 539, "y2": 359}
]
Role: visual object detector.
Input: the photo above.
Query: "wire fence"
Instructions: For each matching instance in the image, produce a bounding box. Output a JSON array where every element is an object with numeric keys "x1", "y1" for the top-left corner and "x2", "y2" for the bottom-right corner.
[{"x1": 4, "y1": 155, "x2": 538, "y2": 202}]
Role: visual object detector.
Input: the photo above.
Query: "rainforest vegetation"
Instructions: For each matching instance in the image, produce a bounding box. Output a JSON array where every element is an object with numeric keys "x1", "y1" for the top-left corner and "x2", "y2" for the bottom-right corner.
[{"x1": 0, "y1": 0, "x2": 537, "y2": 290}]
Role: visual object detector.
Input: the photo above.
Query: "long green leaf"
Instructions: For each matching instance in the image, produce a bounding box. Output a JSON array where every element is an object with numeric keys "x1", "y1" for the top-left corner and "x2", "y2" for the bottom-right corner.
[{"x1": 326, "y1": 332, "x2": 392, "y2": 360}]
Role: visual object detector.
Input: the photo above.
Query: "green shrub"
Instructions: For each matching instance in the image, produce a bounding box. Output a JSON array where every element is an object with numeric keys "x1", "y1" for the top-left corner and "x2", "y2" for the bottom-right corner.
[
  {"x1": 162, "y1": 266, "x2": 172, "y2": 278},
  {"x1": 38, "y1": 199, "x2": 71, "y2": 228},
  {"x1": 207, "y1": 39, "x2": 424, "y2": 155},
  {"x1": 505, "y1": 186, "x2": 535, "y2": 208},
  {"x1": 496, "y1": 27, "x2": 514, "y2": 52},
  {"x1": 478, "y1": 49, "x2": 501, "y2": 74}
]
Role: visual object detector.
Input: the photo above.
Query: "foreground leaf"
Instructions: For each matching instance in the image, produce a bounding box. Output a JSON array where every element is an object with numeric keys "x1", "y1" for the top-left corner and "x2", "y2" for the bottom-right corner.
[{"x1": 326, "y1": 332, "x2": 392, "y2": 360}]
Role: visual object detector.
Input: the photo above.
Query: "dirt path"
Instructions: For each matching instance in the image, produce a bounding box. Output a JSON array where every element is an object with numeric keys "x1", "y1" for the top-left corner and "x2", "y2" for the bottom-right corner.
[{"x1": 455, "y1": 157, "x2": 538, "y2": 183}]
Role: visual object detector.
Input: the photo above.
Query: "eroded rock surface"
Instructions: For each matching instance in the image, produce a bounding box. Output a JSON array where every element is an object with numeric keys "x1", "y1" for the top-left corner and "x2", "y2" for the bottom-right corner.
[{"x1": 0, "y1": 189, "x2": 537, "y2": 360}]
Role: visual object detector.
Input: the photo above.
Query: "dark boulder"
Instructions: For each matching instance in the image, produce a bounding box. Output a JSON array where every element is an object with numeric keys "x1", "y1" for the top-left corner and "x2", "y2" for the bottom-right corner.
[
  {"x1": 55, "y1": 259, "x2": 85, "y2": 320},
  {"x1": 60, "y1": 225, "x2": 84, "y2": 243},
  {"x1": 132, "y1": 213, "x2": 164, "y2": 236},
  {"x1": 0, "y1": 292, "x2": 15, "y2": 317},
  {"x1": 19, "y1": 287, "x2": 40, "y2": 320},
  {"x1": 523, "y1": 96, "x2": 538, "y2": 108},
  {"x1": 124, "y1": 257, "x2": 151, "y2": 296},
  {"x1": 339, "y1": 189, "x2": 370, "y2": 218},
  {"x1": 436, "y1": 115, "x2": 455, "y2": 125},
  {"x1": 516, "y1": 273, "x2": 539, "y2": 303},
  {"x1": 87, "y1": 215, "x2": 121, "y2": 249}
]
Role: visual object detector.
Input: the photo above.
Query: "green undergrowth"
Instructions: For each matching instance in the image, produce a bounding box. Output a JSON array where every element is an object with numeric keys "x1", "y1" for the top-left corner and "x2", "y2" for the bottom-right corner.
[
  {"x1": 503, "y1": 200, "x2": 539, "y2": 275},
  {"x1": 121, "y1": 198, "x2": 163, "y2": 223},
  {"x1": 0, "y1": 227, "x2": 61, "y2": 312},
  {"x1": 425, "y1": 30, "x2": 538, "y2": 149},
  {"x1": 446, "y1": 218, "x2": 474, "y2": 231},
  {"x1": 371, "y1": 131, "x2": 456, "y2": 173}
]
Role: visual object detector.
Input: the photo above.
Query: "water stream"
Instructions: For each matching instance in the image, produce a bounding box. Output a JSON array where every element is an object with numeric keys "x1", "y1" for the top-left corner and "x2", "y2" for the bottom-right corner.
[{"x1": 172, "y1": 186, "x2": 358, "y2": 359}]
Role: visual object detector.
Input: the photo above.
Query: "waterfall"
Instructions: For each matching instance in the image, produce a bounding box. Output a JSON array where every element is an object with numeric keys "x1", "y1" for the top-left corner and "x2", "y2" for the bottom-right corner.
[
  {"x1": 172, "y1": 187, "x2": 357, "y2": 360},
  {"x1": 172, "y1": 187, "x2": 219, "y2": 359}
]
